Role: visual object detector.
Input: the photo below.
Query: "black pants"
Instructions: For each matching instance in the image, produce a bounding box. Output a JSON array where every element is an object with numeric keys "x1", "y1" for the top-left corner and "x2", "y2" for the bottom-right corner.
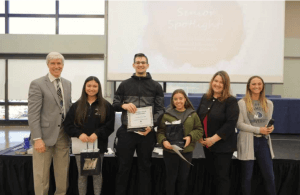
[
  {"x1": 163, "y1": 151, "x2": 193, "y2": 195},
  {"x1": 203, "y1": 147, "x2": 233, "y2": 195},
  {"x1": 115, "y1": 125, "x2": 156, "y2": 195}
]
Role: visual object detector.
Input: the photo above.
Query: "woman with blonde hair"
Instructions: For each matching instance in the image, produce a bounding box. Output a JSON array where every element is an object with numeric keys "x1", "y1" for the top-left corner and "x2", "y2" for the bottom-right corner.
[
  {"x1": 237, "y1": 76, "x2": 276, "y2": 195},
  {"x1": 196, "y1": 70, "x2": 239, "y2": 195}
]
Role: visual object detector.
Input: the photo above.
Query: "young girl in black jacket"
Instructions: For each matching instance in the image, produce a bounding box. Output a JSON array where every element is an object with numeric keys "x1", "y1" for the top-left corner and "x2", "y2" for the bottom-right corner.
[{"x1": 64, "y1": 76, "x2": 115, "y2": 195}]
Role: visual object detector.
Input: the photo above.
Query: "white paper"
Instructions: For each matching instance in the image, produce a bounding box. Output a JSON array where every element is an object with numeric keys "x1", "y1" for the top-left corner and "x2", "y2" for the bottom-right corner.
[
  {"x1": 134, "y1": 131, "x2": 144, "y2": 136},
  {"x1": 27, "y1": 148, "x2": 33, "y2": 154},
  {"x1": 71, "y1": 137, "x2": 98, "y2": 154},
  {"x1": 153, "y1": 147, "x2": 163, "y2": 155},
  {"x1": 165, "y1": 120, "x2": 181, "y2": 125},
  {"x1": 127, "y1": 106, "x2": 153, "y2": 128},
  {"x1": 81, "y1": 148, "x2": 99, "y2": 153},
  {"x1": 105, "y1": 148, "x2": 114, "y2": 155},
  {"x1": 172, "y1": 120, "x2": 181, "y2": 124},
  {"x1": 233, "y1": 151, "x2": 237, "y2": 158},
  {"x1": 171, "y1": 145, "x2": 194, "y2": 166}
]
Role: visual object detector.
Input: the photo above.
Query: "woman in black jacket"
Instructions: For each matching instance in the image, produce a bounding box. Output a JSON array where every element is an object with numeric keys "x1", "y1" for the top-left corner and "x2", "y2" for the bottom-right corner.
[
  {"x1": 64, "y1": 76, "x2": 115, "y2": 195},
  {"x1": 196, "y1": 71, "x2": 239, "y2": 195}
]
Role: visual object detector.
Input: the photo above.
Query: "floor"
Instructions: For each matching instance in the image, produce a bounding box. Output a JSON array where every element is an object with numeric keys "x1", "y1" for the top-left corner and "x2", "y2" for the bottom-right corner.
[{"x1": 0, "y1": 126, "x2": 30, "y2": 151}]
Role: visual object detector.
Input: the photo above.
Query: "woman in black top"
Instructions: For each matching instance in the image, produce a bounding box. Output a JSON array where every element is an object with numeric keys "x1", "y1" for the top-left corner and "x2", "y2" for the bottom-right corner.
[
  {"x1": 196, "y1": 71, "x2": 239, "y2": 195},
  {"x1": 64, "y1": 76, "x2": 115, "y2": 195}
]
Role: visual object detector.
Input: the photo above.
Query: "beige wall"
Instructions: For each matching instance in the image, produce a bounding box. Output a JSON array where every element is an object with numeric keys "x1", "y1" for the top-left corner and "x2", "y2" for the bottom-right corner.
[
  {"x1": 273, "y1": 58, "x2": 300, "y2": 98},
  {"x1": 285, "y1": 1, "x2": 300, "y2": 39},
  {"x1": 273, "y1": 1, "x2": 300, "y2": 98},
  {"x1": 0, "y1": 34, "x2": 106, "y2": 54}
]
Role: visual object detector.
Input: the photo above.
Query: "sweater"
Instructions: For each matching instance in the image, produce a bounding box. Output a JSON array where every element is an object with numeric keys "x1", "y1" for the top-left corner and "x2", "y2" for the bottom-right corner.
[
  {"x1": 157, "y1": 107, "x2": 203, "y2": 153},
  {"x1": 236, "y1": 99, "x2": 275, "y2": 160}
]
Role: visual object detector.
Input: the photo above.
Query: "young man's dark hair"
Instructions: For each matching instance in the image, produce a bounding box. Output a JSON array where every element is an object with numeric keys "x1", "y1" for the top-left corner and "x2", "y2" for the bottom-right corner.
[{"x1": 133, "y1": 53, "x2": 148, "y2": 64}]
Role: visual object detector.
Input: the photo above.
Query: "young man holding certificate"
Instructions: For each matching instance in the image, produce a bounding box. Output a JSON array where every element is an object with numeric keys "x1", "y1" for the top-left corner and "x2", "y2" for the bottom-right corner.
[{"x1": 113, "y1": 53, "x2": 165, "y2": 195}]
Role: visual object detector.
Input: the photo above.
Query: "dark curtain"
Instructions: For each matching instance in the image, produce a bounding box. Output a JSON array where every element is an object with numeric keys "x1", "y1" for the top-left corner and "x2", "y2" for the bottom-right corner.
[{"x1": 0, "y1": 156, "x2": 300, "y2": 195}]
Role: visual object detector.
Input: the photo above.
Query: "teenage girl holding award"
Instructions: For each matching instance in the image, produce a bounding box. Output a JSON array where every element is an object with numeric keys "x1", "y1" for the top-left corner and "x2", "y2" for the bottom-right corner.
[{"x1": 157, "y1": 89, "x2": 203, "y2": 195}]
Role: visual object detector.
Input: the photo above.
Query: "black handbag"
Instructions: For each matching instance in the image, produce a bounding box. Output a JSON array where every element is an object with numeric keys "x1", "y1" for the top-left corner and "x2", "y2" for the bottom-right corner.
[
  {"x1": 80, "y1": 143, "x2": 101, "y2": 176},
  {"x1": 165, "y1": 123, "x2": 185, "y2": 149}
]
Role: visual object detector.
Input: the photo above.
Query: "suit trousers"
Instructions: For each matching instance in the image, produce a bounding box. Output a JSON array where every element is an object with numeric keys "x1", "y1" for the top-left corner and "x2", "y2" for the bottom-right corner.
[
  {"x1": 115, "y1": 125, "x2": 156, "y2": 195},
  {"x1": 203, "y1": 147, "x2": 233, "y2": 195},
  {"x1": 32, "y1": 129, "x2": 70, "y2": 195}
]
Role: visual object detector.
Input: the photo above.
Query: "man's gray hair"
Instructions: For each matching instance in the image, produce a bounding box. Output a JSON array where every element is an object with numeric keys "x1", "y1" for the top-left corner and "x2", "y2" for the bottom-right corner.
[{"x1": 46, "y1": 52, "x2": 65, "y2": 65}]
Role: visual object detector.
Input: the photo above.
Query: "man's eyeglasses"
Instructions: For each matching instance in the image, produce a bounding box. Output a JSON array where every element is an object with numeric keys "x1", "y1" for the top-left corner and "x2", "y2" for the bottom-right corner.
[{"x1": 135, "y1": 61, "x2": 147, "y2": 65}]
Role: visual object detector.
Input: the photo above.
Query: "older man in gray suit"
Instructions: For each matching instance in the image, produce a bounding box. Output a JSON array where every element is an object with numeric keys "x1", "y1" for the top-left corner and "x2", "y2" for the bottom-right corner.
[{"x1": 28, "y1": 52, "x2": 72, "y2": 195}]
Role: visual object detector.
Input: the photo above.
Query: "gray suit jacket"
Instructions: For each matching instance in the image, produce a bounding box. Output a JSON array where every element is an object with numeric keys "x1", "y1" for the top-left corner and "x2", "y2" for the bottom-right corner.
[{"x1": 28, "y1": 74, "x2": 72, "y2": 146}]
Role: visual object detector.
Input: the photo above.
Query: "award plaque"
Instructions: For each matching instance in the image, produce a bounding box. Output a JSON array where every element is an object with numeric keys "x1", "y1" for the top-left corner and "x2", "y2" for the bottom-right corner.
[{"x1": 127, "y1": 106, "x2": 153, "y2": 129}]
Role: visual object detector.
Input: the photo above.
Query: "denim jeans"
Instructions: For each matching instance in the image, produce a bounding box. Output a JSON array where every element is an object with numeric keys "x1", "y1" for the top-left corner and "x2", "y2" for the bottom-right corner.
[{"x1": 240, "y1": 137, "x2": 276, "y2": 195}]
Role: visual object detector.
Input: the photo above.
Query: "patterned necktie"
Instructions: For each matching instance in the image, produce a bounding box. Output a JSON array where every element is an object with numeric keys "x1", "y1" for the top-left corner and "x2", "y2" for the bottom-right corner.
[{"x1": 56, "y1": 79, "x2": 64, "y2": 122}]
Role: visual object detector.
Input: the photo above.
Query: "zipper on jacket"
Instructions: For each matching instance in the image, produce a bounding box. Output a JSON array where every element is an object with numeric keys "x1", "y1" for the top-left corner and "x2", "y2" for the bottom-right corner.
[{"x1": 138, "y1": 77, "x2": 141, "y2": 107}]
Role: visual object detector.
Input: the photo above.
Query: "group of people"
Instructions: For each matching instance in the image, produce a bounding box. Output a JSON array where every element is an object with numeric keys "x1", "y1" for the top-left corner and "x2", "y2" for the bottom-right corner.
[{"x1": 28, "y1": 52, "x2": 276, "y2": 195}]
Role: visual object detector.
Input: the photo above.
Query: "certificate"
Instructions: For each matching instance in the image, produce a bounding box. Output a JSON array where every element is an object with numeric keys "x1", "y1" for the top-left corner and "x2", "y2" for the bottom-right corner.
[{"x1": 127, "y1": 106, "x2": 153, "y2": 129}]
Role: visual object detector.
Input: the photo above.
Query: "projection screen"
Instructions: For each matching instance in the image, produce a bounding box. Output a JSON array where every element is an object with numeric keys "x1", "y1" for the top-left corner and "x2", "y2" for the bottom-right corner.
[{"x1": 107, "y1": 1, "x2": 285, "y2": 83}]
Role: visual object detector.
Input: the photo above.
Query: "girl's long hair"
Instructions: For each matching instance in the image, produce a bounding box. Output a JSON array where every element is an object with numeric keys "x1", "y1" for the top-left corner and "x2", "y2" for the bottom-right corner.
[
  {"x1": 243, "y1": 75, "x2": 268, "y2": 113},
  {"x1": 75, "y1": 76, "x2": 106, "y2": 125}
]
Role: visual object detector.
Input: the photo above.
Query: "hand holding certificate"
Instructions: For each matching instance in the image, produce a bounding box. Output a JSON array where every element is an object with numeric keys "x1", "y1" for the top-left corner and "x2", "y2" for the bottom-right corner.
[{"x1": 127, "y1": 106, "x2": 153, "y2": 131}]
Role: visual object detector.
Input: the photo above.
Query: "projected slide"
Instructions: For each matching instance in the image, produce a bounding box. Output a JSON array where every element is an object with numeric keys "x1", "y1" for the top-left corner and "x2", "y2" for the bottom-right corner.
[{"x1": 107, "y1": 1, "x2": 284, "y2": 83}]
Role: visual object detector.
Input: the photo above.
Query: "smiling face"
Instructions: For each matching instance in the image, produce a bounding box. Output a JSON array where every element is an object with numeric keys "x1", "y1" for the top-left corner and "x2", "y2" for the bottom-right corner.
[
  {"x1": 212, "y1": 75, "x2": 224, "y2": 95},
  {"x1": 172, "y1": 92, "x2": 186, "y2": 111},
  {"x1": 133, "y1": 56, "x2": 149, "y2": 76},
  {"x1": 249, "y1": 77, "x2": 263, "y2": 96},
  {"x1": 85, "y1": 80, "x2": 99, "y2": 98},
  {"x1": 47, "y1": 59, "x2": 63, "y2": 78}
]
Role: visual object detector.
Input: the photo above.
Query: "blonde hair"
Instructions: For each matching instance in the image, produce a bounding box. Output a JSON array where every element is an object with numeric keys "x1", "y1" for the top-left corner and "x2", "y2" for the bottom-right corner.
[
  {"x1": 243, "y1": 76, "x2": 268, "y2": 114},
  {"x1": 206, "y1": 71, "x2": 232, "y2": 102}
]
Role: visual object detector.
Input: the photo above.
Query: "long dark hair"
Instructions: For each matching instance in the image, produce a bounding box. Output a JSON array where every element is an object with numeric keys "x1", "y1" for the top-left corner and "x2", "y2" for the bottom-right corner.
[
  {"x1": 171, "y1": 89, "x2": 194, "y2": 110},
  {"x1": 75, "y1": 76, "x2": 106, "y2": 125}
]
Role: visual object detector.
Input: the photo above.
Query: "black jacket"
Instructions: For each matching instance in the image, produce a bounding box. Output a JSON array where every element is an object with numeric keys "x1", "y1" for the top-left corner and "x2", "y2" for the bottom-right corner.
[
  {"x1": 196, "y1": 94, "x2": 239, "y2": 153},
  {"x1": 64, "y1": 99, "x2": 115, "y2": 153},
  {"x1": 113, "y1": 73, "x2": 165, "y2": 128}
]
